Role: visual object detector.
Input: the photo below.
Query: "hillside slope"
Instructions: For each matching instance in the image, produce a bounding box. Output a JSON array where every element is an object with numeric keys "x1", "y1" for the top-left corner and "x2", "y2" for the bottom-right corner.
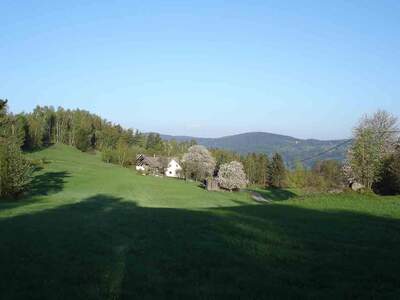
[
  {"x1": 8, "y1": 144, "x2": 250, "y2": 212},
  {"x1": 161, "y1": 132, "x2": 350, "y2": 166},
  {"x1": 1, "y1": 145, "x2": 399, "y2": 299}
]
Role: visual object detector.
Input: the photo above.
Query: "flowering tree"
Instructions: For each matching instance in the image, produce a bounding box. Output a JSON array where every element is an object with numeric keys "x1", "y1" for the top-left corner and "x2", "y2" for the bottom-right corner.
[
  {"x1": 217, "y1": 161, "x2": 247, "y2": 191},
  {"x1": 182, "y1": 145, "x2": 216, "y2": 181},
  {"x1": 347, "y1": 110, "x2": 399, "y2": 189}
]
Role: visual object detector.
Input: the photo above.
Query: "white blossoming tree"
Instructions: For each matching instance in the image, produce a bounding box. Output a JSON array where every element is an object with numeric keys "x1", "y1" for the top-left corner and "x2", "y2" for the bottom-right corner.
[
  {"x1": 347, "y1": 110, "x2": 399, "y2": 189},
  {"x1": 217, "y1": 161, "x2": 247, "y2": 191},
  {"x1": 182, "y1": 145, "x2": 216, "y2": 181}
]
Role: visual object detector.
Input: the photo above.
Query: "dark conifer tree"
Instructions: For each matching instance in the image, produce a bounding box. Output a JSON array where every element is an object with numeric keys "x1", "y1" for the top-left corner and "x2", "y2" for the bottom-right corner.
[{"x1": 267, "y1": 153, "x2": 286, "y2": 188}]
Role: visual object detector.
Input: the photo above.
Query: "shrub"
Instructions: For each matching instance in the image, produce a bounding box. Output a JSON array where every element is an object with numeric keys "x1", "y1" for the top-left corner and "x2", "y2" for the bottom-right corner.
[
  {"x1": 0, "y1": 100, "x2": 32, "y2": 199},
  {"x1": 102, "y1": 148, "x2": 116, "y2": 164},
  {"x1": 0, "y1": 139, "x2": 32, "y2": 198},
  {"x1": 373, "y1": 146, "x2": 400, "y2": 195}
]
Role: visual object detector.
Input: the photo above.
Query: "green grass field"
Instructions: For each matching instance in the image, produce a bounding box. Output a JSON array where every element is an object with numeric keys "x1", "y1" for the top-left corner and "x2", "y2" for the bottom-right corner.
[{"x1": 1, "y1": 145, "x2": 400, "y2": 299}]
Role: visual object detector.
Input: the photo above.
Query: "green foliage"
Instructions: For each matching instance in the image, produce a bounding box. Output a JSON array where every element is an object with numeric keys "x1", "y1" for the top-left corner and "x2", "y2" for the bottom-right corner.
[
  {"x1": 374, "y1": 146, "x2": 400, "y2": 195},
  {"x1": 268, "y1": 153, "x2": 286, "y2": 188},
  {"x1": 26, "y1": 113, "x2": 46, "y2": 149},
  {"x1": 348, "y1": 128, "x2": 383, "y2": 189},
  {"x1": 287, "y1": 161, "x2": 308, "y2": 188},
  {"x1": 0, "y1": 139, "x2": 32, "y2": 198},
  {"x1": 212, "y1": 149, "x2": 269, "y2": 186},
  {"x1": 211, "y1": 148, "x2": 241, "y2": 171},
  {"x1": 285, "y1": 160, "x2": 345, "y2": 192},
  {"x1": 6, "y1": 103, "x2": 305, "y2": 187},
  {"x1": 313, "y1": 160, "x2": 344, "y2": 188},
  {"x1": 0, "y1": 100, "x2": 32, "y2": 199},
  {"x1": 347, "y1": 110, "x2": 399, "y2": 190},
  {"x1": 19, "y1": 105, "x2": 143, "y2": 153},
  {"x1": 145, "y1": 133, "x2": 164, "y2": 154},
  {"x1": 101, "y1": 147, "x2": 117, "y2": 164},
  {"x1": 4, "y1": 103, "x2": 194, "y2": 171},
  {"x1": 242, "y1": 153, "x2": 269, "y2": 185},
  {"x1": 75, "y1": 128, "x2": 91, "y2": 152},
  {"x1": 102, "y1": 143, "x2": 144, "y2": 167}
]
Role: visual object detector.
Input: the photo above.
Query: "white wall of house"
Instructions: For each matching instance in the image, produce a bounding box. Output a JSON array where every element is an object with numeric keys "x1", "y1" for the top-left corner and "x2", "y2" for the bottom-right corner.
[
  {"x1": 136, "y1": 165, "x2": 146, "y2": 171},
  {"x1": 165, "y1": 159, "x2": 182, "y2": 178}
]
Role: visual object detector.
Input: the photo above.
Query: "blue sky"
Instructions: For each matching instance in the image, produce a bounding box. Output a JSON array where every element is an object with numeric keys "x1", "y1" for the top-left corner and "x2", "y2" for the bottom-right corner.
[{"x1": 1, "y1": 0, "x2": 399, "y2": 139}]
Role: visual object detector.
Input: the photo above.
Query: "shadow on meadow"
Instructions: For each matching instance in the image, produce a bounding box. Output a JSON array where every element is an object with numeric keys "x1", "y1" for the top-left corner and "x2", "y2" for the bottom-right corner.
[
  {"x1": 0, "y1": 194, "x2": 400, "y2": 299},
  {"x1": 0, "y1": 171, "x2": 70, "y2": 210},
  {"x1": 29, "y1": 171, "x2": 71, "y2": 196}
]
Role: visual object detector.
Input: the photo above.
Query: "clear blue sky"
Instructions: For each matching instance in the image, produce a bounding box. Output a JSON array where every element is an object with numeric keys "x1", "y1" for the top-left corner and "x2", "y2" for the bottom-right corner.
[{"x1": 1, "y1": 0, "x2": 400, "y2": 139}]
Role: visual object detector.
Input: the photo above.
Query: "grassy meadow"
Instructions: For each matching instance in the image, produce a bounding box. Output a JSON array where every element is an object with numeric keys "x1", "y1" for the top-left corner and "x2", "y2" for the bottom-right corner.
[{"x1": 1, "y1": 145, "x2": 400, "y2": 299}]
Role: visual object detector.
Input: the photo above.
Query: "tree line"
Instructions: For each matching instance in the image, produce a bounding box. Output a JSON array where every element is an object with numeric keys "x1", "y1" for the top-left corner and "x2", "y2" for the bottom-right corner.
[
  {"x1": 209, "y1": 110, "x2": 400, "y2": 194},
  {"x1": 12, "y1": 103, "x2": 196, "y2": 164},
  {"x1": 13, "y1": 105, "x2": 195, "y2": 157},
  {"x1": 211, "y1": 147, "x2": 344, "y2": 191},
  {"x1": 0, "y1": 100, "x2": 196, "y2": 198}
]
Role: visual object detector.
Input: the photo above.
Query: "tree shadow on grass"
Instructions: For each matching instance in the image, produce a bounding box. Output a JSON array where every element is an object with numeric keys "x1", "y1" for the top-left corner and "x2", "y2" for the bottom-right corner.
[
  {"x1": 0, "y1": 171, "x2": 70, "y2": 210},
  {"x1": 0, "y1": 194, "x2": 400, "y2": 299},
  {"x1": 28, "y1": 171, "x2": 70, "y2": 197},
  {"x1": 23, "y1": 144, "x2": 55, "y2": 154},
  {"x1": 248, "y1": 187, "x2": 298, "y2": 201},
  {"x1": 30, "y1": 158, "x2": 52, "y2": 173}
]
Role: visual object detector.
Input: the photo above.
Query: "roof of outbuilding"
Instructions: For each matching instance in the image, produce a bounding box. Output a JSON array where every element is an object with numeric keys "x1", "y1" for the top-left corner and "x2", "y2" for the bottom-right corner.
[{"x1": 137, "y1": 155, "x2": 162, "y2": 168}]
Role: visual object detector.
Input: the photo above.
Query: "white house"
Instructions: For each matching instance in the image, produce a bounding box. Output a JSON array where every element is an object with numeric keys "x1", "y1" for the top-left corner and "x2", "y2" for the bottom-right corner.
[{"x1": 165, "y1": 159, "x2": 182, "y2": 178}]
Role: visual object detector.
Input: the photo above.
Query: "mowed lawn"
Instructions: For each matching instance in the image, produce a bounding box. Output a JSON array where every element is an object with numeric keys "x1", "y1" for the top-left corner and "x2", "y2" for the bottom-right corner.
[{"x1": 1, "y1": 145, "x2": 400, "y2": 299}]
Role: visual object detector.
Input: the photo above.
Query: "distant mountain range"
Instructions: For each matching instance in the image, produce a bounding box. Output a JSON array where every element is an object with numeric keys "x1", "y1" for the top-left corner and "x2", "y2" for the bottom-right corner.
[{"x1": 160, "y1": 132, "x2": 350, "y2": 167}]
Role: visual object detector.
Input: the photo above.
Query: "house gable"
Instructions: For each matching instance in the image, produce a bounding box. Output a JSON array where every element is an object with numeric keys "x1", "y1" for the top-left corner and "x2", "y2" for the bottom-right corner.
[{"x1": 165, "y1": 159, "x2": 182, "y2": 178}]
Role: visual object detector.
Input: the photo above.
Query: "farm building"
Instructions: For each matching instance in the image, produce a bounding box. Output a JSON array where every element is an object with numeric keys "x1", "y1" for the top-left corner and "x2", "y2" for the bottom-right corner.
[
  {"x1": 136, "y1": 155, "x2": 182, "y2": 178},
  {"x1": 136, "y1": 154, "x2": 162, "y2": 175},
  {"x1": 165, "y1": 159, "x2": 182, "y2": 178}
]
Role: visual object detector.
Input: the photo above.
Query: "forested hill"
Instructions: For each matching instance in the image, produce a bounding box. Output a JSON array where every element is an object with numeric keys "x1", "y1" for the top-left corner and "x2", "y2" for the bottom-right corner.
[{"x1": 160, "y1": 132, "x2": 350, "y2": 167}]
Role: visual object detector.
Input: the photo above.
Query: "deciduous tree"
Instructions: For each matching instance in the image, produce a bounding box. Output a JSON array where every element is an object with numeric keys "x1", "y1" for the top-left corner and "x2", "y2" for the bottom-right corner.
[
  {"x1": 182, "y1": 145, "x2": 216, "y2": 181},
  {"x1": 347, "y1": 110, "x2": 399, "y2": 189},
  {"x1": 217, "y1": 161, "x2": 247, "y2": 191}
]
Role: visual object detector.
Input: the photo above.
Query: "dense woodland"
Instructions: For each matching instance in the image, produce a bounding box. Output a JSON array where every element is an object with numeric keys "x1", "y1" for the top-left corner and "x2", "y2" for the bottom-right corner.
[{"x1": 1, "y1": 99, "x2": 400, "y2": 199}]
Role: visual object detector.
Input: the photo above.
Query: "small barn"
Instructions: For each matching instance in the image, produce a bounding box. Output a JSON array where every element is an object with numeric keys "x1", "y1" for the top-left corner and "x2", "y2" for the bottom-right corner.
[
  {"x1": 136, "y1": 154, "x2": 162, "y2": 175},
  {"x1": 205, "y1": 178, "x2": 220, "y2": 191}
]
